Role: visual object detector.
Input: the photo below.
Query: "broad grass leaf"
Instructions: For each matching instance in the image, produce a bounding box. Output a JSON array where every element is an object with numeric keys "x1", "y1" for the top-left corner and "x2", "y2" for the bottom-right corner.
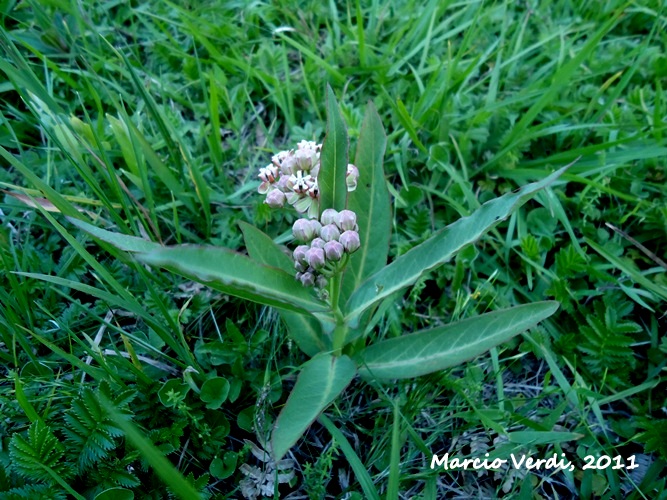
[
  {"x1": 342, "y1": 101, "x2": 390, "y2": 302},
  {"x1": 272, "y1": 354, "x2": 356, "y2": 461},
  {"x1": 345, "y1": 167, "x2": 568, "y2": 324},
  {"x1": 357, "y1": 302, "x2": 559, "y2": 380},
  {"x1": 319, "y1": 85, "x2": 349, "y2": 213},
  {"x1": 239, "y1": 221, "x2": 329, "y2": 355},
  {"x1": 138, "y1": 246, "x2": 328, "y2": 315}
]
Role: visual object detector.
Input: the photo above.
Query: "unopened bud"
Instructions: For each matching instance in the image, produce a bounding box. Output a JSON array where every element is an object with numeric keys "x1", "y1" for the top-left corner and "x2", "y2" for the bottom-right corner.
[
  {"x1": 293, "y1": 245, "x2": 309, "y2": 264},
  {"x1": 293, "y1": 218, "x2": 315, "y2": 242},
  {"x1": 300, "y1": 272, "x2": 315, "y2": 287},
  {"x1": 315, "y1": 275, "x2": 328, "y2": 289},
  {"x1": 295, "y1": 148, "x2": 316, "y2": 171},
  {"x1": 276, "y1": 175, "x2": 291, "y2": 191},
  {"x1": 294, "y1": 259, "x2": 307, "y2": 272},
  {"x1": 306, "y1": 247, "x2": 326, "y2": 270},
  {"x1": 280, "y1": 154, "x2": 297, "y2": 175},
  {"x1": 336, "y1": 210, "x2": 357, "y2": 231},
  {"x1": 320, "y1": 224, "x2": 340, "y2": 242},
  {"x1": 339, "y1": 230, "x2": 360, "y2": 253},
  {"x1": 323, "y1": 240, "x2": 344, "y2": 262},
  {"x1": 320, "y1": 208, "x2": 338, "y2": 226},
  {"x1": 265, "y1": 189, "x2": 286, "y2": 208},
  {"x1": 310, "y1": 238, "x2": 326, "y2": 249},
  {"x1": 308, "y1": 219, "x2": 322, "y2": 238},
  {"x1": 346, "y1": 164, "x2": 359, "y2": 191}
]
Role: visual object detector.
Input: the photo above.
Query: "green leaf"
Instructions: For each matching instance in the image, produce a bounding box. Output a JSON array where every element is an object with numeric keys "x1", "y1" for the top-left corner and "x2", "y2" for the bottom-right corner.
[
  {"x1": 138, "y1": 246, "x2": 329, "y2": 315},
  {"x1": 158, "y1": 379, "x2": 190, "y2": 408},
  {"x1": 239, "y1": 221, "x2": 293, "y2": 273},
  {"x1": 343, "y1": 101, "x2": 390, "y2": 300},
  {"x1": 9, "y1": 420, "x2": 67, "y2": 482},
  {"x1": 280, "y1": 311, "x2": 330, "y2": 356},
  {"x1": 100, "y1": 397, "x2": 202, "y2": 500},
  {"x1": 210, "y1": 452, "x2": 237, "y2": 479},
  {"x1": 319, "y1": 414, "x2": 381, "y2": 500},
  {"x1": 272, "y1": 354, "x2": 357, "y2": 461},
  {"x1": 68, "y1": 217, "x2": 161, "y2": 253},
  {"x1": 319, "y1": 85, "x2": 349, "y2": 213},
  {"x1": 95, "y1": 488, "x2": 134, "y2": 500},
  {"x1": 345, "y1": 167, "x2": 568, "y2": 324},
  {"x1": 200, "y1": 377, "x2": 230, "y2": 409},
  {"x1": 357, "y1": 302, "x2": 559, "y2": 380},
  {"x1": 585, "y1": 237, "x2": 667, "y2": 302},
  {"x1": 240, "y1": 221, "x2": 329, "y2": 355},
  {"x1": 507, "y1": 431, "x2": 583, "y2": 446}
]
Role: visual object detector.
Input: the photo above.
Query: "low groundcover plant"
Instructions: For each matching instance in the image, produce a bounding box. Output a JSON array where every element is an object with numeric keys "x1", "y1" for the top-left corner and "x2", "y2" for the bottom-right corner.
[{"x1": 70, "y1": 87, "x2": 566, "y2": 483}]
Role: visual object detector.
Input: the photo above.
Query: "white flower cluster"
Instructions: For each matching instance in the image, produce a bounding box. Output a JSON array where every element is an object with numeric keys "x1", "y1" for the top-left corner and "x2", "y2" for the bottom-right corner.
[
  {"x1": 291, "y1": 209, "x2": 361, "y2": 293},
  {"x1": 258, "y1": 140, "x2": 360, "y2": 219}
]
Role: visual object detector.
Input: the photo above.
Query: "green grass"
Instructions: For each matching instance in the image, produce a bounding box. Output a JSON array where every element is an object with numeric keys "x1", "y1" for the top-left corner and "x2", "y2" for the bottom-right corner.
[{"x1": 1, "y1": 0, "x2": 666, "y2": 498}]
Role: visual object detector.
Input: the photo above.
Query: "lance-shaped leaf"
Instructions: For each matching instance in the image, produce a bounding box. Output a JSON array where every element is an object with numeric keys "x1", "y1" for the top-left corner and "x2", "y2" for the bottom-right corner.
[
  {"x1": 240, "y1": 222, "x2": 330, "y2": 355},
  {"x1": 138, "y1": 246, "x2": 328, "y2": 315},
  {"x1": 345, "y1": 167, "x2": 568, "y2": 324},
  {"x1": 357, "y1": 302, "x2": 559, "y2": 380},
  {"x1": 319, "y1": 85, "x2": 349, "y2": 213},
  {"x1": 239, "y1": 221, "x2": 293, "y2": 273},
  {"x1": 272, "y1": 354, "x2": 357, "y2": 461},
  {"x1": 342, "y1": 101, "x2": 390, "y2": 301},
  {"x1": 67, "y1": 217, "x2": 161, "y2": 253}
]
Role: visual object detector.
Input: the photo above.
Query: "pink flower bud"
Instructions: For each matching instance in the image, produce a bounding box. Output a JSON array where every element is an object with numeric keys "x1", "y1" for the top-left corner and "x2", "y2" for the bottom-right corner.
[
  {"x1": 293, "y1": 218, "x2": 315, "y2": 242},
  {"x1": 280, "y1": 154, "x2": 297, "y2": 175},
  {"x1": 276, "y1": 175, "x2": 291, "y2": 191},
  {"x1": 265, "y1": 189, "x2": 286, "y2": 208},
  {"x1": 308, "y1": 219, "x2": 322, "y2": 237},
  {"x1": 323, "y1": 240, "x2": 344, "y2": 262},
  {"x1": 315, "y1": 275, "x2": 328, "y2": 289},
  {"x1": 306, "y1": 247, "x2": 326, "y2": 270},
  {"x1": 310, "y1": 238, "x2": 326, "y2": 249},
  {"x1": 293, "y1": 245, "x2": 309, "y2": 264},
  {"x1": 295, "y1": 148, "x2": 317, "y2": 171},
  {"x1": 339, "y1": 230, "x2": 360, "y2": 253},
  {"x1": 300, "y1": 272, "x2": 315, "y2": 287},
  {"x1": 320, "y1": 224, "x2": 340, "y2": 242},
  {"x1": 320, "y1": 208, "x2": 338, "y2": 226},
  {"x1": 294, "y1": 259, "x2": 307, "y2": 272},
  {"x1": 336, "y1": 210, "x2": 357, "y2": 231},
  {"x1": 346, "y1": 164, "x2": 359, "y2": 191}
]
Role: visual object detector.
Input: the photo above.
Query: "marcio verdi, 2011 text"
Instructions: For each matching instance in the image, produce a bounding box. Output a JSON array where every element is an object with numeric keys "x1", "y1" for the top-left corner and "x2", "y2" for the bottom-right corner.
[{"x1": 431, "y1": 453, "x2": 639, "y2": 472}]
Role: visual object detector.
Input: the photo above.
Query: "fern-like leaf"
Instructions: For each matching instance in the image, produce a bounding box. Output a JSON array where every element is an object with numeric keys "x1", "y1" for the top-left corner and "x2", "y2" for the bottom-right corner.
[
  {"x1": 636, "y1": 419, "x2": 667, "y2": 459},
  {"x1": 0, "y1": 483, "x2": 68, "y2": 500},
  {"x1": 64, "y1": 382, "x2": 134, "y2": 473},
  {"x1": 577, "y1": 300, "x2": 641, "y2": 381},
  {"x1": 9, "y1": 421, "x2": 71, "y2": 483}
]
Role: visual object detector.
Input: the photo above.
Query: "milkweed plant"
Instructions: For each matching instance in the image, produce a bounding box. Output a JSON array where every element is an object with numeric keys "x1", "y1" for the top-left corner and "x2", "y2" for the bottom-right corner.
[{"x1": 72, "y1": 86, "x2": 566, "y2": 465}]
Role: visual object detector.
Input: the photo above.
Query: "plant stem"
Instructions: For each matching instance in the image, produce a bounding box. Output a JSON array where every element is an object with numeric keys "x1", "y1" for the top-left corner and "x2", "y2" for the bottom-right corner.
[
  {"x1": 329, "y1": 271, "x2": 348, "y2": 353},
  {"x1": 330, "y1": 269, "x2": 342, "y2": 312}
]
